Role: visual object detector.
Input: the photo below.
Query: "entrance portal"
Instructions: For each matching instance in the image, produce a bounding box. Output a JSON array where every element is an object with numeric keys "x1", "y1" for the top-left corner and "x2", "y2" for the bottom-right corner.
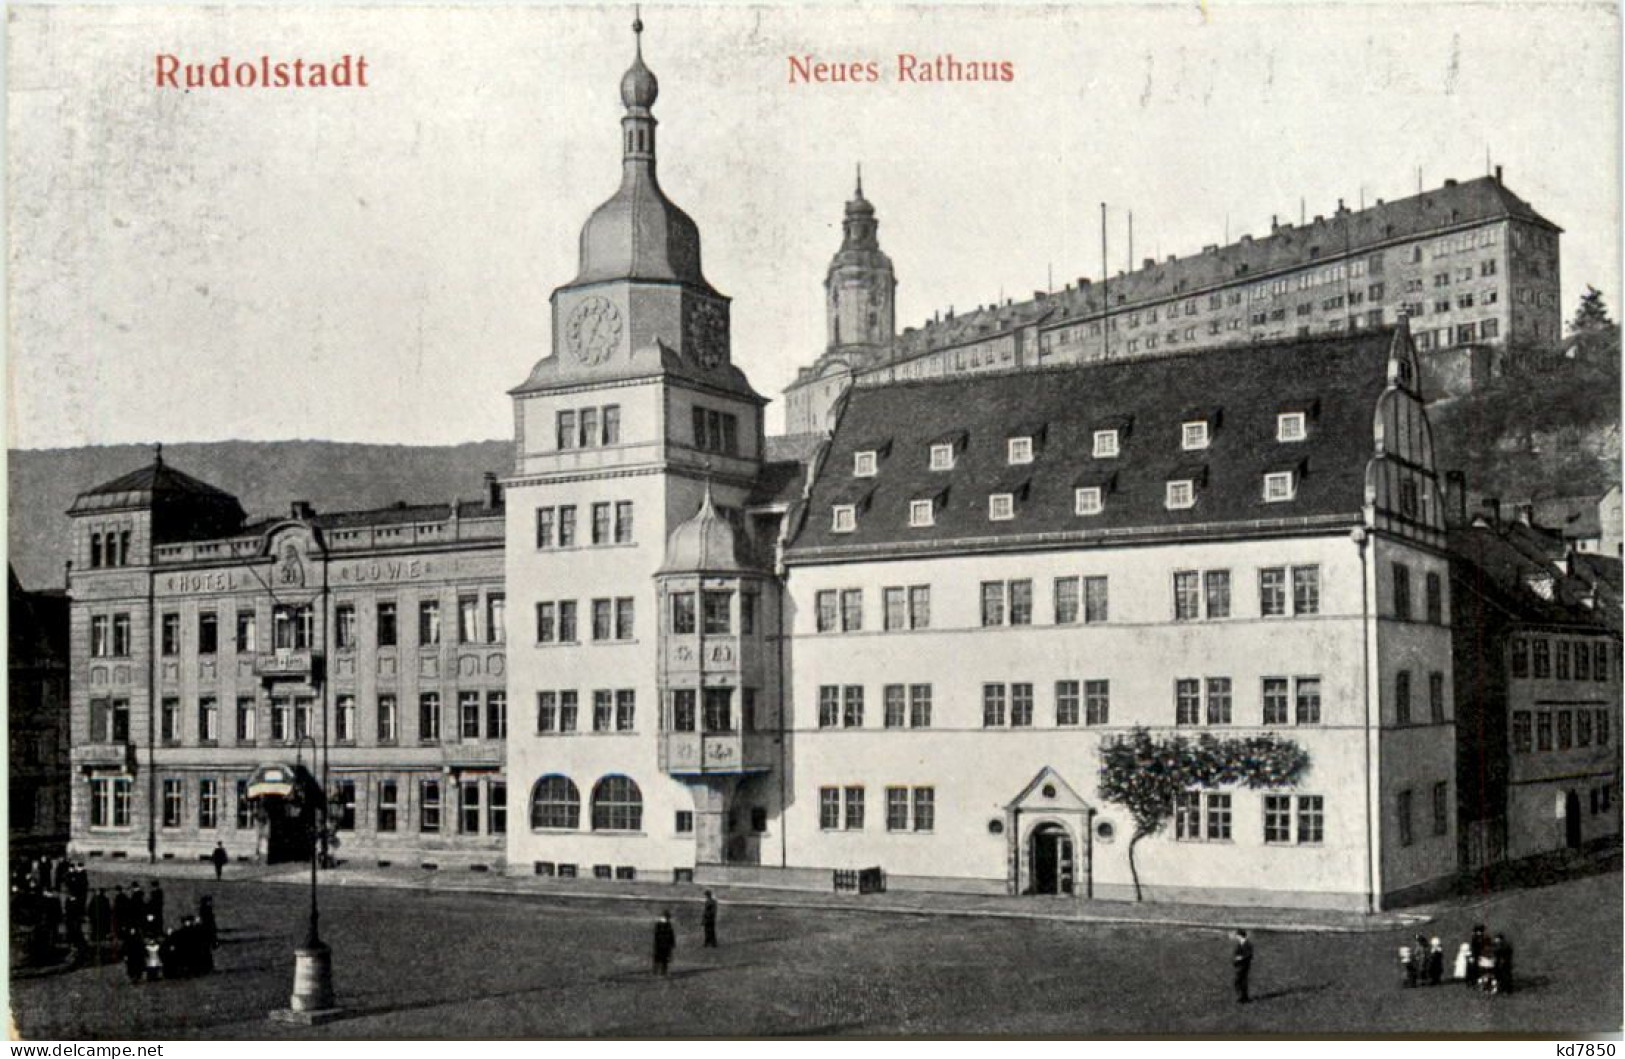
[
  {"x1": 260, "y1": 797, "x2": 314, "y2": 865},
  {"x1": 1565, "y1": 790, "x2": 1583, "y2": 850},
  {"x1": 1029, "y1": 823, "x2": 1075, "y2": 895}
]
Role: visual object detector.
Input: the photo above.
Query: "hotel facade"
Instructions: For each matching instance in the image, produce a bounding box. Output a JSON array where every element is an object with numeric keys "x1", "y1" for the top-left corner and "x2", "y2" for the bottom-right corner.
[{"x1": 60, "y1": 22, "x2": 1613, "y2": 911}]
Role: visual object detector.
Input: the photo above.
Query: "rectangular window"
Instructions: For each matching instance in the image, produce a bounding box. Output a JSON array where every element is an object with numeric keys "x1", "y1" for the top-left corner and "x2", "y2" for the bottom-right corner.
[
  {"x1": 913, "y1": 787, "x2": 935, "y2": 832},
  {"x1": 814, "y1": 590, "x2": 836, "y2": 633},
  {"x1": 1431, "y1": 782, "x2": 1449, "y2": 836},
  {"x1": 671, "y1": 689, "x2": 696, "y2": 732},
  {"x1": 1009, "y1": 580, "x2": 1033, "y2": 625},
  {"x1": 1557, "y1": 640, "x2": 1572, "y2": 680},
  {"x1": 1259, "y1": 568, "x2": 1287, "y2": 617},
  {"x1": 558, "y1": 506, "x2": 577, "y2": 547},
  {"x1": 818, "y1": 686, "x2": 839, "y2": 728},
  {"x1": 488, "y1": 782, "x2": 507, "y2": 835},
  {"x1": 335, "y1": 604, "x2": 357, "y2": 650},
  {"x1": 908, "y1": 585, "x2": 930, "y2": 629},
  {"x1": 1084, "y1": 680, "x2": 1110, "y2": 725},
  {"x1": 909, "y1": 684, "x2": 933, "y2": 728},
  {"x1": 1010, "y1": 683, "x2": 1034, "y2": 727},
  {"x1": 1054, "y1": 577, "x2": 1081, "y2": 624},
  {"x1": 1395, "y1": 670, "x2": 1412, "y2": 725},
  {"x1": 236, "y1": 610, "x2": 257, "y2": 653},
  {"x1": 236, "y1": 697, "x2": 256, "y2": 744},
  {"x1": 1263, "y1": 471, "x2": 1295, "y2": 502},
  {"x1": 378, "y1": 694, "x2": 398, "y2": 742},
  {"x1": 884, "y1": 685, "x2": 906, "y2": 728},
  {"x1": 557, "y1": 409, "x2": 577, "y2": 450},
  {"x1": 578, "y1": 408, "x2": 599, "y2": 450},
  {"x1": 1429, "y1": 672, "x2": 1445, "y2": 723},
  {"x1": 161, "y1": 698, "x2": 180, "y2": 744},
  {"x1": 988, "y1": 493, "x2": 1015, "y2": 521},
  {"x1": 1512, "y1": 637, "x2": 1530, "y2": 678},
  {"x1": 459, "y1": 782, "x2": 482, "y2": 834},
  {"x1": 1206, "y1": 677, "x2": 1233, "y2": 725},
  {"x1": 1205, "y1": 570, "x2": 1231, "y2": 619},
  {"x1": 1075, "y1": 487, "x2": 1103, "y2": 516},
  {"x1": 1277, "y1": 413, "x2": 1306, "y2": 442},
  {"x1": 90, "y1": 615, "x2": 110, "y2": 658},
  {"x1": 884, "y1": 587, "x2": 906, "y2": 631},
  {"x1": 1293, "y1": 566, "x2": 1321, "y2": 615},
  {"x1": 418, "y1": 600, "x2": 441, "y2": 646},
  {"x1": 558, "y1": 690, "x2": 578, "y2": 732},
  {"x1": 1393, "y1": 563, "x2": 1412, "y2": 621},
  {"x1": 1055, "y1": 680, "x2": 1079, "y2": 726},
  {"x1": 1425, "y1": 572, "x2": 1443, "y2": 624},
  {"x1": 592, "y1": 502, "x2": 611, "y2": 546},
  {"x1": 420, "y1": 780, "x2": 441, "y2": 833},
  {"x1": 1092, "y1": 430, "x2": 1119, "y2": 458},
  {"x1": 703, "y1": 590, "x2": 733, "y2": 635},
  {"x1": 1512, "y1": 711, "x2": 1533, "y2": 753},
  {"x1": 982, "y1": 683, "x2": 1007, "y2": 727},
  {"x1": 198, "y1": 779, "x2": 219, "y2": 829},
  {"x1": 1264, "y1": 794, "x2": 1292, "y2": 844},
  {"x1": 841, "y1": 589, "x2": 863, "y2": 632},
  {"x1": 1296, "y1": 677, "x2": 1322, "y2": 725},
  {"x1": 419, "y1": 693, "x2": 441, "y2": 743},
  {"x1": 1533, "y1": 638, "x2": 1551, "y2": 678},
  {"x1": 615, "y1": 501, "x2": 634, "y2": 544},
  {"x1": 1576, "y1": 642, "x2": 1591, "y2": 681},
  {"x1": 1174, "y1": 791, "x2": 1201, "y2": 840},
  {"x1": 235, "y1": 780, "x2": 252, "y2": 829},
  {"x1": 1398, "y1": 789, "x2": 1415, "y2": 846},
  {"x1": 377, "y1": 602, "x2": 398, "y2": 647},
  {"x1": 161, "y1": 613, "x2": 181, "y2": 656},
  {"x1": 162, "y1": 778, "x2": 183, "y2": 828},
  {"x1": 112, "y1": 614, "x2": 131, "y2": 656},
  {"x1": 459, "y1": 691, "x2": 481, "y2": 740},
  {"x1": 1083, "y1": 577, "x2": 1108, "y2": 623},
  {"x1": 1537, "y1": 711, "x2": 1553, "y2": 751},
  {"x1": 331, "y1": 781, "x2": 356, "y2": 831},
  {"x1": 536, "y1": 507, "x2": 555, "y2": 549},
  {"x1": 819, "y1": 788, "x2": 841, "y2": 830},
  {"x1": 980, "y1": 581, "x2": 1005, "y2": 626},
  {"x1": 886, "y1": 787, "x2": 909, "y2": 831},
  {"x1": 1597, "y1": 709, "x2": 1610, "y2": 746},
  {"x1": 1173, "y1": 571, "x2": 1200, "y2": 621},
  {"x1": 334, "y1": 694, "x2": 355, "y2": 743},
  {"x1": 198, "y1": 696, "x2": 219, "y2": 743},
  {"x1": 842, "y1": 686, "x2": 864, "y2": 729},
  {"x1": 1182, "y1": 421, "x2": 1210, "y2": 450},
  {"x1": 602, "y1": 405, "x2": 621, "y2": 445},
  {"x1": 929, "y1": 443, "x2": 955, "y2": 470},
  {"x1": 593, "y1": 689, "x2": 614, "y2": 733},
  {"x1": 1577, "y1": 709, "x2": 1592, "y2": 747},
  {"x1": 487, "y1": 691, "x2": 508, "y2": 739},
  {"x1": 1176, "y1": 679, "x2": 1201, "y2": 725},
  {"x1": 1298, "y1": 795, "x2": 1325, "y2": 844},
  {"x1": 592, "y1": 598, "x2": 613, "y2": 642},
  {"x1": 377, "y1": 781, "x2": 399, "y2": 832},
  {"x1": 1557, "y1": 710, "x2": 1573, "y2": 750},
  {"x1": 1205, "y1": 793, "x2": 1232, "y2": 840},
  {"x1": 1594, "y1": 642, "x2": 1608, "y2": 682},
  {"x1": 843, "y1": 786, "x2": 865, "y2": 830},
  {"x1": 558, "y1": 601, "x2": 577, "y2": 643},
  {"x1": 198, "y1": 612, "x2": 219, "y2": 655},
  {"x1": 1166, "y1": 480, "x2": 1196, "y2": 509},
  {"x1": 458, "y1": 597, "x2": 480, "y2": 644},
  {"x1": 1263, "y1": 678, "x2": 1289, "y2": 725},
  {"x1": 909, "y1": 499, "x2": 936, "y2": 527}
]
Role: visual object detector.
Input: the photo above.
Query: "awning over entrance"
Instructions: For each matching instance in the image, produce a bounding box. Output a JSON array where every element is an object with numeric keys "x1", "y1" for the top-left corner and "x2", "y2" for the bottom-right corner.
[{"x1": 246, "y1": 762, "x2": 322, "y2": 804}]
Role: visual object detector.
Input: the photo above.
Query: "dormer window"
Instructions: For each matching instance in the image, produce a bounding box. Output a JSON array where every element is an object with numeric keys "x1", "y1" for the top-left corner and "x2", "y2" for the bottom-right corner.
[
  {"x1": 1007, "y1": 437, "x2": 1034, "y2": 465},
  {"x1": 909, "y1": 499, "x2": 935, "y2": 528},
  {"x1": 988, "y1": 494, "x2": 1015, "y2": 521},
  {"x1": 854, "y1": 451, "x2": 878, "y2": 478},
  {"x1": 1277, "y1": 412, "x2": 1307, "y2": 442},
  {"x1": 1075, "y1": 487, "x2": 1104, "y2": 516},
  {"x1": 1181, "y1": 421, "x2": 1210, "y2": 451},
  {"x1": 929, "y1": 443, "x2": 955, "y2": 471},
  {"x1": 1093, "y1": 430, "x2": 1119, "y2": 458},
  {"x1": 1263, "y1": 471, "x2": 1297, "y2": 503},
  {"x1": 1166, "y1": 479, "x2": 1197, "y2": 510},
  {"x1": 831, "y1": 505, "x2": 857, "y2": 534}
]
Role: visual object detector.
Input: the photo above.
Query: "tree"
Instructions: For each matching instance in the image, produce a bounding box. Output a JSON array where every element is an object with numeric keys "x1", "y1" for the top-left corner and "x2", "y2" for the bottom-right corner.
[
  {"x1": 1097, "y1": 727, "x2": 1311, "y2": 902},
  {"x1": 1569, "y1": 285, "x2": 1614, "y2": 334}
]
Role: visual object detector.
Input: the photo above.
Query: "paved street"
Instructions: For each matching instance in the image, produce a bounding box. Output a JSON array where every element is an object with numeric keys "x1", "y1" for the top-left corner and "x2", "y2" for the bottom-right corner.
[{"x1": 10, "y1": 864, "x2": 1620, "y2": 1038}]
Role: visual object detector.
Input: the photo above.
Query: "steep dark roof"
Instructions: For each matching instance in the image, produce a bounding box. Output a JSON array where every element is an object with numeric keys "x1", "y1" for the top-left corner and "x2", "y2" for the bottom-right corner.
[
  {"x1": 787, "y1": 329, "x2": 1395, "y2": 559},
  {"x1": 70, "y1": 458, "x2": 237, "y2": 512},
  {"x1": 747, "y1": 460, "x2": 808, "y2": 508},
  {"x1": 1449, "y1": 522, "x2": 1619, "y2": 631},
  {"x1": 238, "y1": 497, "x2": 505, "y2": 535}
]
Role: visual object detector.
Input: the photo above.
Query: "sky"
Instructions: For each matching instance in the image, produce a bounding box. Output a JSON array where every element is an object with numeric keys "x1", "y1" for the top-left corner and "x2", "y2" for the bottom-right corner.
[{"x1": 6, "y1": 1, "x2": 1620, "y2": 448}]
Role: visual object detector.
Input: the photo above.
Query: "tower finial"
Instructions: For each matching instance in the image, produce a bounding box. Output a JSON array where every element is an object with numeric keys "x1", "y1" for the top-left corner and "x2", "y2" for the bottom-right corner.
[
  {"x1": 633, "y1": 5, "x2": 643, "y2": 49},
  {"x1": 154, "y1": 441, "x2": 164, "y2": 466},
  {"x1": 856, "y1": 162, "x2": 863, "y2": 198}
]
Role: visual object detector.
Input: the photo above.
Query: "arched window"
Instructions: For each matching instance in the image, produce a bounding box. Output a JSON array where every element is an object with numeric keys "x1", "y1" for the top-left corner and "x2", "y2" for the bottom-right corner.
[
  {"x1": 591, "y1": 775, "x2": 643, "y2": 832},
  {"x1": 530, "y1": 775, "x2": 580, "y2": 830}
]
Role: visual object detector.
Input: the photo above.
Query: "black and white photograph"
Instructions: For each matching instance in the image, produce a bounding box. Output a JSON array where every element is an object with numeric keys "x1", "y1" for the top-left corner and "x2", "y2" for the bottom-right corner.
[{"x1": 5, "y1": 0, "x2": 1621, "y2": 1042}]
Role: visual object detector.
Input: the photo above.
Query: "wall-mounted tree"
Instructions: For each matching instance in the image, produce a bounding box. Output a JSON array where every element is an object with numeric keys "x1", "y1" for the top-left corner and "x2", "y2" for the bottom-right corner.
[{"x1": 1098, "y1": 727, "x2": 1311, "y2": 902}]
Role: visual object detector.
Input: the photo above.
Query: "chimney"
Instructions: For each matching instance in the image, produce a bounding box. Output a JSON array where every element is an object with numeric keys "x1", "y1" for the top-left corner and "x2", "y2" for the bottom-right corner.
[
  {"x1": 1482, "y1": 497, "x2": 1501, "y2": 527},
  {"x1": 1143, "y1": 258, "x2": 1155, "y2": 270},
  {"x1": 1494, "y1": 165, "x2": 1503, "y2": 185},
  {"x1": 484, "y1": 472, "x2": 502, "y2": 510},
  {"x1": 1336, "y1": 198, "x2": 1348, "y2": 214},
  {"x1": 1271, "y1": 214, "x2": 1278, "y2": 232},
  {"x1": 1166, "y1": 254, "x2": 1177, "y2": 263},
  {"x1": 1444, "y1": 470, "x2": 1467, "y2": 524},
  {"x1": 290, "y1": 500, "x2": 315, "y2": 520},
  {"x1": 1444, "y1": 178, "x2": 1458, "y2": 188}
]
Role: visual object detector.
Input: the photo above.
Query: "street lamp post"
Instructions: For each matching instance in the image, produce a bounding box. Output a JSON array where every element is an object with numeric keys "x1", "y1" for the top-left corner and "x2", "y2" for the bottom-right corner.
[{"x1": 276, "y1": 734, "x2": 337, "y2": 1020}]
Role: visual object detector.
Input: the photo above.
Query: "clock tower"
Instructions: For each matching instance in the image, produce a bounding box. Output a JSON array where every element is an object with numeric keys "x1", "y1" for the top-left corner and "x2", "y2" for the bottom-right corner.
[
  {"x1": 504, "y1": 17, "x2": 777, "y2": 886},
  {"x1": 824, "y1": 167, "x2": 896, "y2": 362}
]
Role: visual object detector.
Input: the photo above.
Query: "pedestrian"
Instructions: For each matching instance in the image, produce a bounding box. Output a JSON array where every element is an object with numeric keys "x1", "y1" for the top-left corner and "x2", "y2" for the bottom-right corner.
[
  {"x1": 198, "y1": 895, "x2": 218, "y2": 950},
  {"x1": 110, "y1": 885, "x2": 129, "y2": 950},
  {"x1": 210, "y1": 842, "x2": 229, "y2": 881},
  {"x1": 1466, "y1": 924, "x2": 1487, "y2": 989},
  {"x1": 1398, "y1": 940, "x2": 1417, "y2": 987},
  {"x1": 64, "y1": 891, "x2": 89, "y2": 962},
  {"x1": 123, "y1": 930, "x2": 145, "y2": 984},
  {"x1": 1453, "y1": 941, "x2": 1472, "y2": 982},
  {"x1": 1231, "y1": 929, "x2": 1253, "y2": 1004},
  {"x1": 1492, "y1": 933, "x2": 1514, "y2": 995},
  {"x1": 88, "y1": 888, "x2": 110, "y2": 946},
  {"x1": 128, "y1": 881, "x2": 146, "y2": 928},
  {"x1": 652, "y1": 910, "x2": 676, "y2": 976},
  {"x1": 148, "y1": 880, "x2": 165, "y2": 934},
  {"x1": 143, "y1": 932, "x2": 163, "y2": 982},
  {"x1": 1427, "y1": 937, "x2": 1445, "y2": 986},
  {"x1": 702, "y1": 890, "x2": 719, "y2": 949}
]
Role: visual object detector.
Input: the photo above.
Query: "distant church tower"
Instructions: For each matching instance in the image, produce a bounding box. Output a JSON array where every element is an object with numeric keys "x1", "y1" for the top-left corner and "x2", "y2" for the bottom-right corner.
[{"x1": 824, "y1": 167, "x2": 896, "y2": 359}]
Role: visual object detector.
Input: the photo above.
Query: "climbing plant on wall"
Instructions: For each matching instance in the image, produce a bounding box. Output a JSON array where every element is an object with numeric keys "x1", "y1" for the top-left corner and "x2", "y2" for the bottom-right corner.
[{"x1": 1097, "y1": 727, "x2": 1312, "y2": 902}]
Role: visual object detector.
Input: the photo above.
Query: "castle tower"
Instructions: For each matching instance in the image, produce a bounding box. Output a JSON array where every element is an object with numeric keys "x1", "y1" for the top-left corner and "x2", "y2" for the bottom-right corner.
[{"x1": 824, "y1": 166, "x2": 896, "y2": 360}]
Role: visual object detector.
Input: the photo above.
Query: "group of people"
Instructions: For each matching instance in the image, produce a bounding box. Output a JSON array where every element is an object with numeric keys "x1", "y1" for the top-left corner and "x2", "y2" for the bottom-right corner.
[
  {"x1": 121, "y1": 901, "x2": 218, "y2": 984},
  {"x1": 650, "y1": 891, "x2": 720, "y2": 976},
  {"x1": 10, "y1": 856, "x2": 94, "y2": 964},
  {"x1": 1400, "y1": 924, "x2": 1514, "y2": 995}
]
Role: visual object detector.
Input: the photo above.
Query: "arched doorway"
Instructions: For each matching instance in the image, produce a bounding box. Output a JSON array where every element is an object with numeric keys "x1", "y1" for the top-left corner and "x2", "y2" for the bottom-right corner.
[
  {"x1": 1565, "y1": 790, "x2": 1583, "y2": 850},
  {"x1": 1029, "y1": 823, "x2": 1075, "y2": 895}
]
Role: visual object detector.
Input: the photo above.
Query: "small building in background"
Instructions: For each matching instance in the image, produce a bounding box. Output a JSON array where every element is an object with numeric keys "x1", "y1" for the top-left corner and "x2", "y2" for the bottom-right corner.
[{"x1": 9, "y1": 566, "x2": 71, "y2": 858}]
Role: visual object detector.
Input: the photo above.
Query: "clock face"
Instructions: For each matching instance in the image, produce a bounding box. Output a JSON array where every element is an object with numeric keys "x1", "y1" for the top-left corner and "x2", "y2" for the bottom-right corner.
[
  {"x1": 566, "y1": 296, "x2": 623, "y2": 365},
  {"x1": 687, "y1": 300, "x2": 727, "y2": 368}
]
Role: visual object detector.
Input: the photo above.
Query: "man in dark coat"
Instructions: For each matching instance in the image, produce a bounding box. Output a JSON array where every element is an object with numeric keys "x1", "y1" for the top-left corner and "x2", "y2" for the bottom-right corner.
[
  {"x1": 1492, "y1": 933, "x2": 1514, "y2": 995},
  {"x1": 198, "y1": 895, "x2": 219, "y2": 949},
  {"x1": 652, "y1": 910, "x2": 676, "y2": 976},
  {"x1": 1232, "y1": 929, "x2": 1254, "y2": 1003},
  {"x1": 210, "y1": 842, "x2": 229, "y2": 881},
  {"x1": 64, "y1": 891, "x2": 89, "y2": 961},
  {"x1": 88, "y1": 888, "x2": 110, "y2": 946},
  {"x1": 702, "y1": 890, "x2": 719, "y2": 948},
  {"x1": 148, "y1": 880, "x2": 165, "y2": 934},
  {"x1": 110, "y1": 885, "x2": 129, "y2": 949},
  {"x1": 128, "y1": 881, "x2": 146, "y2": 928}
]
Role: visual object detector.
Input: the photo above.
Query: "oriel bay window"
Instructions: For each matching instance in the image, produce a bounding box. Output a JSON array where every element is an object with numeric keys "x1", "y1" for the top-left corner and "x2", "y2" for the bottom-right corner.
[
  {"x1": 703, "y1": 590, "x2": 733, "y2": 634},
  {"x1": 671, "y1": 592, "x2": 696, "y2": 635}
]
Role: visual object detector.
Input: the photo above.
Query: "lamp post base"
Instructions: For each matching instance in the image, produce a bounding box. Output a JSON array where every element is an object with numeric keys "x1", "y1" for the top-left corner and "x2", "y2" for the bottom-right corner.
[{"x1": 286, "y1": 941, "x2": 336, "y2": 1013}]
